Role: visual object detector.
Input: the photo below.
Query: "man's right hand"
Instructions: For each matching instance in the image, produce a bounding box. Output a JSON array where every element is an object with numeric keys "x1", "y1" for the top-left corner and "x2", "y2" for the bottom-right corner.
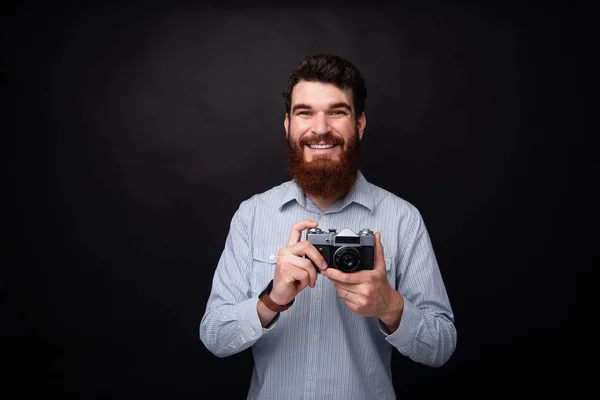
[{"x1": 268, "y1": 219, "x2": 328, "y2": 306}]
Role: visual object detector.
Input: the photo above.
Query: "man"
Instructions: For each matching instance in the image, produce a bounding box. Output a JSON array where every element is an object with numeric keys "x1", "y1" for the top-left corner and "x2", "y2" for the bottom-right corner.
[{"x1": 199, "y1": 54, "x2": 456, "y2": 399}]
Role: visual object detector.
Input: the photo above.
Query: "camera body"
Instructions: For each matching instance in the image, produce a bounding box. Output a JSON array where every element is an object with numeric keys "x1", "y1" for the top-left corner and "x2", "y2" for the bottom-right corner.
[{"x1": 307, "y1": 227, "x2": 375, "y2": 273}]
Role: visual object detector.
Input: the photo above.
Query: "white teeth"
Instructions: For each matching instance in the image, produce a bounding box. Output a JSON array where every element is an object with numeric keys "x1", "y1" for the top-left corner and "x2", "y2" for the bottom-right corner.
[{"x1": 309, "y1": 144, "x2": 335, "y2": 149}]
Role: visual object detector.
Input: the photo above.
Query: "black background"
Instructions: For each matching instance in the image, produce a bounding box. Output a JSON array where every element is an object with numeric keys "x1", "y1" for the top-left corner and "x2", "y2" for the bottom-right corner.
[{"x1": 3, "y1": 1, "x2": 594, "y2": 398}]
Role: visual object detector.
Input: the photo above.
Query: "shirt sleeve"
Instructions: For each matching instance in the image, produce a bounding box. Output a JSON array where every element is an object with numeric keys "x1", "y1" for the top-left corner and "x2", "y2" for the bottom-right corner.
[
  {"x1": 199, "y1": 199, "x2": 277, "y2": 357},
  {"x1": 380, "y1": 206, "x2": 457, "y2": 367}
]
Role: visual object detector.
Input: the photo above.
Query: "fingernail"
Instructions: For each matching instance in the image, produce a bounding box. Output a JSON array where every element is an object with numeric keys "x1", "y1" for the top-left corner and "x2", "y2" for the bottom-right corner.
[{"x1": 321, "y1": 262, "x2": 328, "y2": 270}]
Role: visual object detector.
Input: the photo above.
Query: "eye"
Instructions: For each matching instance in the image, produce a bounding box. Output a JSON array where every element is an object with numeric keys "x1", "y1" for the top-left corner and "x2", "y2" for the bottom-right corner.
[
  {"x1": 297, "y1": 111, "x2": 311, "y2": 116},
  {"x1": 331, "y1": 110, "x2": 348, "y2": 116}
]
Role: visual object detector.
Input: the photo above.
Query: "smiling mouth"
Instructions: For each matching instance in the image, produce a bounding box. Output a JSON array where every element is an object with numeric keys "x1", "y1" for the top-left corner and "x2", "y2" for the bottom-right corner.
[{"x1": 307, "y1": 144, "x2": 336, "y2": 149}]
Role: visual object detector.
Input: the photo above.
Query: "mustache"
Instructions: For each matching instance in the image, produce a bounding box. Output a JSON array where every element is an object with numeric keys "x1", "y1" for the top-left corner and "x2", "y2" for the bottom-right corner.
[{"x1": 299, "y1": 134, "x2": 344, "y2": 147}]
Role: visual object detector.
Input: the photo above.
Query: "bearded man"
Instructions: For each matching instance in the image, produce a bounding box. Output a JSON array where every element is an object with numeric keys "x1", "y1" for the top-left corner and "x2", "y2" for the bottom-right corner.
[{"x1": 200, "y1": 54, "x2": 457, "y2": 400}]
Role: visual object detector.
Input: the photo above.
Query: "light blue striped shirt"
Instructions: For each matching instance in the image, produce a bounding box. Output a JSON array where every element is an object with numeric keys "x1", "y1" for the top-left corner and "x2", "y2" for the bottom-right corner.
[{"x1": 199, "y1": 171, "x2": 456, "y2": 400}]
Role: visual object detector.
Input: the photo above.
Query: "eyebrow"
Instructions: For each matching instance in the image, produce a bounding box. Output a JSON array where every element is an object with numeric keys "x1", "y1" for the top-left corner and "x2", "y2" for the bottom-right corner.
[{"x1": 291, "y1": 102, "x2": 353, "y2": 113}]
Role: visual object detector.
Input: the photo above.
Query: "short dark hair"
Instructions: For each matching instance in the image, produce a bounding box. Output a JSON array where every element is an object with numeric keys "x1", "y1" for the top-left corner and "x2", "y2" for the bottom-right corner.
[{"x1": 282, "y1": 54, "x2": 368, "y2": 117}]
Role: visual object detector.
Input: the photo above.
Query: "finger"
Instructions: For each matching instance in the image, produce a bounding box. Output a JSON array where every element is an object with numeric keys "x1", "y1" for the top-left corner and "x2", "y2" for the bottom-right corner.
[
  {"x1": 339, "y1": 288, "x2": 356, "y2": 304},
  {"x1": 329, "y1": 280, "x2": 354, "y2": 294},
  {"x1": 305, "y1": 246, "x2": 328, "y2": 271},
  {"x1": 283, "y1": 255, "x2": 319, "y2": 287},
  {"x1": 286, "y1": 241, "x2": 328, "y2": 271},
  {"x1": 275, "y1": 274, "x2": 309, "y2": 300},
  {"x1": 323, "y1": 267, "x2": 367, "y2": 284},
  {"x1": 284, "y1": 271, "x2": 308, "y2": 286},
  {"x1": 374, "y1": 232, "x2": 386, "y2": 271},
  {"x1": 287, "y1": 219, "x2": 319, "y2": 246}
]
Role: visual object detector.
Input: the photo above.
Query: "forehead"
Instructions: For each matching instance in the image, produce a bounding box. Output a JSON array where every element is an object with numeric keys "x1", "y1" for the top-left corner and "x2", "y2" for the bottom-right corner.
[{"x1": 291, "y1": 80, "x2": 354, "y2": 109}]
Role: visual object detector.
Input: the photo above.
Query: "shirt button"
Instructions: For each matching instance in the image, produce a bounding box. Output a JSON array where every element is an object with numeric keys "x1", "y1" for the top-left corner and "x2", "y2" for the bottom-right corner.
[
  {"x1": 309, "y1": 375, "x2": 314, "y2": 382},
  {"x1": 312, "y1": 334, "x2": 318, "y2": 340},
  {"x1": 314, "y1": 293, "x2": 320, "y2": 300},
  {"x1": 269, "y1": 254, "x2": 275, "y2": 260},
  {"x1": 250, "y1": 329, "x2": 256, "y2": 337},
  {"x1": 320, "y1": 215, "x2": 327, "y2": 220},
  {"x1": 390, "y1": 338, "x2": 396, "y2": 342}
]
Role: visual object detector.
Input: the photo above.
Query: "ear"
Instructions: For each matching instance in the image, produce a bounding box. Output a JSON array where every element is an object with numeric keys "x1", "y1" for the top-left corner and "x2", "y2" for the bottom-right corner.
[
  {"x1": 357, "y1": 112, "x2": 366, "y2": 140},
  {"x1": 284, "y1": 113, "x2": 290, "y2": 138}
]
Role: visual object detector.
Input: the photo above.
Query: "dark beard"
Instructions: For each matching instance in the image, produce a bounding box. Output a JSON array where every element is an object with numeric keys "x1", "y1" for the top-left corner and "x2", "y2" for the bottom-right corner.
[{"x1": 286, "y1": 130, "x2": 361, "y2": 199}]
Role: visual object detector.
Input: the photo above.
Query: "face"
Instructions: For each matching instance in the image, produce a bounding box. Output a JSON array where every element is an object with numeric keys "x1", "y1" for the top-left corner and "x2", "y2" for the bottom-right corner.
[
  {"x1": 284, "y1": 80, "x2": 366, "y2": 163},
  {"x1": 284, "y1": 80, "x2": 367, "y2": 198}
]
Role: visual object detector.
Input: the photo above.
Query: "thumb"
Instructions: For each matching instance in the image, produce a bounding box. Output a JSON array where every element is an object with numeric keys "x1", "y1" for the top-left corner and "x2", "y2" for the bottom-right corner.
[{"x1": 374, "y1": 232, "x2": 385, "y2": 271}]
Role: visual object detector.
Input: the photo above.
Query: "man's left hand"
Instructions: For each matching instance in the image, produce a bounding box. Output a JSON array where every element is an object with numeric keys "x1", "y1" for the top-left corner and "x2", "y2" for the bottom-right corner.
[{"x1": 321, "y1": 232, "x2": 404, "y2": 331}]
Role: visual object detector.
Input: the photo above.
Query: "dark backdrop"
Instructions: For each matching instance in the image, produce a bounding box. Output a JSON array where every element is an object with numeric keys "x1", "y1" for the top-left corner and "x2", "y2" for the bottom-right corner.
[{"x1": 3, "y1": 1, "x2": 593, "y2": 398}]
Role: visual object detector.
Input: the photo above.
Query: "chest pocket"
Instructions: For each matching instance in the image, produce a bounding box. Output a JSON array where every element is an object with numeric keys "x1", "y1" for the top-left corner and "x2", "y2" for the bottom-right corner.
[{"x1": 250, "y1": 246, "x2": 278, "y2": 295}]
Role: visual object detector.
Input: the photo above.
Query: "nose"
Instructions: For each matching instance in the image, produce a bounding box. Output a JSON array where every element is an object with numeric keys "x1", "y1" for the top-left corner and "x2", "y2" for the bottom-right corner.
[{"x1": 311, "y1": 112, "x2": 330, "y2": 136}]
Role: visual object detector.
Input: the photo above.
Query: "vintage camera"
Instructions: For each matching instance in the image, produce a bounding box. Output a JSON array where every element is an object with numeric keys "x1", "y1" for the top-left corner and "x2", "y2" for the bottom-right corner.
[{"x1": 307, "y1": 227, "x2": 375, "y2": 273}]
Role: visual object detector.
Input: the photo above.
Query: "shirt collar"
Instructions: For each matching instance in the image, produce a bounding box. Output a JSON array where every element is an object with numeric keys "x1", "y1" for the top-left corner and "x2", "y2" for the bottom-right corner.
[{"x1": 278, "y1": 170, "x2": 374, "y2": 212}]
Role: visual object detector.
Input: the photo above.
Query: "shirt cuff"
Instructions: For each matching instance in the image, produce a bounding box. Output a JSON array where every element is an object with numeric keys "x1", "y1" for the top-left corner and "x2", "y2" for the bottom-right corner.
[
  {"x1": 381, "y1": 298, "x2": 422, "y2": 348},
  {"x1": 238, "y1": 297, "x2": 279, "y2": 342}
]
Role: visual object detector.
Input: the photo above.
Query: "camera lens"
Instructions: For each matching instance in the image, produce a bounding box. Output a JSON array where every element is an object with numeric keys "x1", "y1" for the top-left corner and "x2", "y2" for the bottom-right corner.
[{"x1": 333, "y1": 247, "x2": 361, "y2": 272}]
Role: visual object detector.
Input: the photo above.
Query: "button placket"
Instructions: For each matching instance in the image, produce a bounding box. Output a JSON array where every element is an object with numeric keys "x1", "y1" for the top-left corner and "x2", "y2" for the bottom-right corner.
[{"x1": 304, "y1": 276, "x2": 322, "y2": 397}]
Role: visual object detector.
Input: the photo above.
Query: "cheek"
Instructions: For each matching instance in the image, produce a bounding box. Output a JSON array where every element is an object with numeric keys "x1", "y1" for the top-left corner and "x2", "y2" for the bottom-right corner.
[
  {"x1": 291, "y1": 120, "x2": 310, "y2": 133},
  {"x1": 332, "y1": 120, "x2": 354, "y2": 134},
  {"x1": 289, "y1": 123, "x2": 310, "y2": 143}
]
